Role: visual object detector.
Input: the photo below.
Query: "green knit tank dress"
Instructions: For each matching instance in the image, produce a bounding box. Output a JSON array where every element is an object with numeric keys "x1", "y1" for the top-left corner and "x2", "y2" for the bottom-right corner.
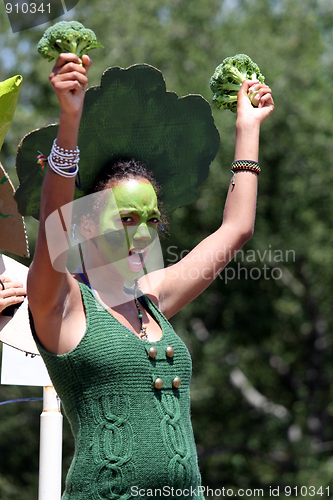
[{"x1": 29, "y1": 282, "x2": 205, "y2": 499}]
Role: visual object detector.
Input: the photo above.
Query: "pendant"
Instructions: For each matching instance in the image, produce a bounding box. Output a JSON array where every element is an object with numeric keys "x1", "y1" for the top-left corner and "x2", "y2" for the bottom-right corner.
[{"x1": 140, "y1": 325, "x2": 148, "y2": 341}]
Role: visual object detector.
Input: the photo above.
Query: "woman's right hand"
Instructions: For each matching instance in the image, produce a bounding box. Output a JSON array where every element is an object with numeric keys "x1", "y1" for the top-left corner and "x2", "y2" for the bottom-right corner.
[{"x1": 49, "y1": 53, "x2": 92, "y2": 119}]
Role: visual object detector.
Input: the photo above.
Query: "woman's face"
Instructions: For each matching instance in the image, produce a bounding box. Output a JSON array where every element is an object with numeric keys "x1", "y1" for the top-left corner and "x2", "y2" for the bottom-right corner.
[{"x1": 97, "y1": 178, "x2": 161, "y2": 278}]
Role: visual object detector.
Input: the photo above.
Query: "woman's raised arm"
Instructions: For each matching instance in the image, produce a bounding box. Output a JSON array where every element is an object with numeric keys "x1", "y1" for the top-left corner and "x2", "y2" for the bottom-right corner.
[
  {"x1": 27, "y1": 54, "x2": 91, "y2": 316},
  {"x1": 148, "y1": 79, "x2": 274, "y2": 319}
]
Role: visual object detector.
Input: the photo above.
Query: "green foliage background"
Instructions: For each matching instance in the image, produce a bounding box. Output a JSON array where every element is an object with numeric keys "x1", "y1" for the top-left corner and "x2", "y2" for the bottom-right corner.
[{"x1": 1, "y1": 0, "x2": 333, "y2": 498}]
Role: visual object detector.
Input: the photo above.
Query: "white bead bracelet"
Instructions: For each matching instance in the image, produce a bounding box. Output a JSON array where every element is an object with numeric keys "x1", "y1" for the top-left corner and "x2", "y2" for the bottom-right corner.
[{"x1": 47, "y1": 139, "x2": 80, "y2": 178}]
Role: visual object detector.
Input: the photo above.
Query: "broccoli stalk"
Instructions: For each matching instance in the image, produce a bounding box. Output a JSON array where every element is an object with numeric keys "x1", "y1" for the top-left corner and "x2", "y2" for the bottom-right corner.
[
  {"x1": 210, "y1": 54, "x2": 265, "y2": 113},
  {"x1": 37, "y1": 21, "x2": 103, "y2": 62}
]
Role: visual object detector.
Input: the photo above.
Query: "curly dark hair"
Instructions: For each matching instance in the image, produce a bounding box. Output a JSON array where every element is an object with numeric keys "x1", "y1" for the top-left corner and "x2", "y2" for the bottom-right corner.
[{"x1": 92, "y1": 158, "x2": 159, "y2": 191}]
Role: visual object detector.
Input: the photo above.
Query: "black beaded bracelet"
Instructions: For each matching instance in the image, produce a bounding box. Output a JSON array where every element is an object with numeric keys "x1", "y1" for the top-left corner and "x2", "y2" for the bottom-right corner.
[{"x1": 230, "y1": 160, "x2": 261, "y2": 186}]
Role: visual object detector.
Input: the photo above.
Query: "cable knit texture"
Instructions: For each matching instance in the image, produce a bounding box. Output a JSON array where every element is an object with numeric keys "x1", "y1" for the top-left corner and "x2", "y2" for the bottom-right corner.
[{"x1": 29, "y1": 282, "x2": 204, "y2": 499}]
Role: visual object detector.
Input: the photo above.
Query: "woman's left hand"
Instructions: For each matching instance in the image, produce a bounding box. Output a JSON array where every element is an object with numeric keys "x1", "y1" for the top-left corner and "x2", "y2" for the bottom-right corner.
[{"x1": 237, "y1": 80, "x2": 274, "y2": 125}]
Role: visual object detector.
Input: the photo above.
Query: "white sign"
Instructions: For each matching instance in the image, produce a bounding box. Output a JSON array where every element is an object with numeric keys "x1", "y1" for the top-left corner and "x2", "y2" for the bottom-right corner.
[
  {"x1": 1, "y1": 343, "x2": 52, "y2": 386},
  {"x1": 0, "y1": 254, "x2": 52, "y2": 386}
]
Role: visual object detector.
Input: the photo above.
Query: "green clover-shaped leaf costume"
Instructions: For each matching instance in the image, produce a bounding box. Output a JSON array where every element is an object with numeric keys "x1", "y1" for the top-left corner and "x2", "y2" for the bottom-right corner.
[{"x1": 15, "y1": 64, "x2": 220, "y2": 219}]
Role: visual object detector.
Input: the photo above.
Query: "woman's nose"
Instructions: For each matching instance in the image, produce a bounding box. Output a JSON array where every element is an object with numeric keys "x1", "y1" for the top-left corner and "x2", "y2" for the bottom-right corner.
[{"x1": 133, "y1": 222, "x2": 151, "y2": 241}]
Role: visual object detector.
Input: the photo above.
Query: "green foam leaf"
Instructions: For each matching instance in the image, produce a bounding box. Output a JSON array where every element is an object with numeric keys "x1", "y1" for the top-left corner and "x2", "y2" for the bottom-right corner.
[{"x1": 15, "y1": 64, "x2": 220, "y2": 219}]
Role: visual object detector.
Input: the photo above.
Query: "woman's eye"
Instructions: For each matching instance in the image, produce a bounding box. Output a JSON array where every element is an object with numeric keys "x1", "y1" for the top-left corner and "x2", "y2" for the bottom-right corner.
[
  {"x1": 121, "y1": 217, "x2": 133, "y2": 224},
  {"x1": 148, "y1": 218, "x2": 160, "y2": 224}
]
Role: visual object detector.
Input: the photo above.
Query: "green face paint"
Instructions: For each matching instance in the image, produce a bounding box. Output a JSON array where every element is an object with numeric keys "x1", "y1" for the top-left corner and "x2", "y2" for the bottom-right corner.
[{"x1": 98, "y1": 179, "x2": 161, "y2": 278}]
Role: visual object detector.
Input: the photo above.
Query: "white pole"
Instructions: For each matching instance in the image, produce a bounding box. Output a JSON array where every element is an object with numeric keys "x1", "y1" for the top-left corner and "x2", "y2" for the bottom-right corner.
[{"x1": 39, "y1": 386, "x2": 63, "y2": 500}]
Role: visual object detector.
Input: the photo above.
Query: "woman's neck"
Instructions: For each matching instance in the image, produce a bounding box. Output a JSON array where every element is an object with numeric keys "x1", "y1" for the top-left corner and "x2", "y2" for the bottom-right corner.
[{"x1": 79, "y1": 263, "x2": 135, "y2": 307}]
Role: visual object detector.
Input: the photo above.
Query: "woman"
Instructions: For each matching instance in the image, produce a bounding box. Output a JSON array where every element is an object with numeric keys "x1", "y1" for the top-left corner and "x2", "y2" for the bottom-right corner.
[{"x1": 27, "y1": 54, "x2": 274, "y2": 499}]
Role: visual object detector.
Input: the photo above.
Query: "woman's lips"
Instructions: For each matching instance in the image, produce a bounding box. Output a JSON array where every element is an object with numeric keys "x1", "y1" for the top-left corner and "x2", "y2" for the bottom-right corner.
[{"x1": 127, "y1": 248, "x2": 148, "y2": 272}]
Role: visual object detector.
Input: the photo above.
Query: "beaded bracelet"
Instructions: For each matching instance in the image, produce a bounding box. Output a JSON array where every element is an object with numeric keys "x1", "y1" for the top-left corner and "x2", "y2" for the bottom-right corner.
[
  {"x1": 47, "y1": 139, "x2": 80, "y2": 178},
  {"x1": 230, "y1": 159, "x2": 261, "y2": 186}
]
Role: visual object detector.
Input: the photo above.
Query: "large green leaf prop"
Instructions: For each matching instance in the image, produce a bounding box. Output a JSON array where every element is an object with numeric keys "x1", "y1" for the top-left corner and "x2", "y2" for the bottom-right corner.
[
  {"x1": 0, "y1": 75, "x2": 23, "y2": 151},
  {"x1": 0, "y1": 164, "x2": 29, "y2": 257},
  {"x1": 0, "y1": 74, "x2": 29, "y2": 258},
  {"x1": 15, "y1": 64, "x2": 220, "y2": 219}
]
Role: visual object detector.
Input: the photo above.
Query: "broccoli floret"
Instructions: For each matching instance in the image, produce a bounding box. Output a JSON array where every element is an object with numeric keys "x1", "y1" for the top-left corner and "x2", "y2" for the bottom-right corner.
[
  {"x1": 210, "y1": 54, "x2": 265, "y2": 113},
  {"x1": 37, "y1": 21, "x2": 103, "y2": 62}
]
